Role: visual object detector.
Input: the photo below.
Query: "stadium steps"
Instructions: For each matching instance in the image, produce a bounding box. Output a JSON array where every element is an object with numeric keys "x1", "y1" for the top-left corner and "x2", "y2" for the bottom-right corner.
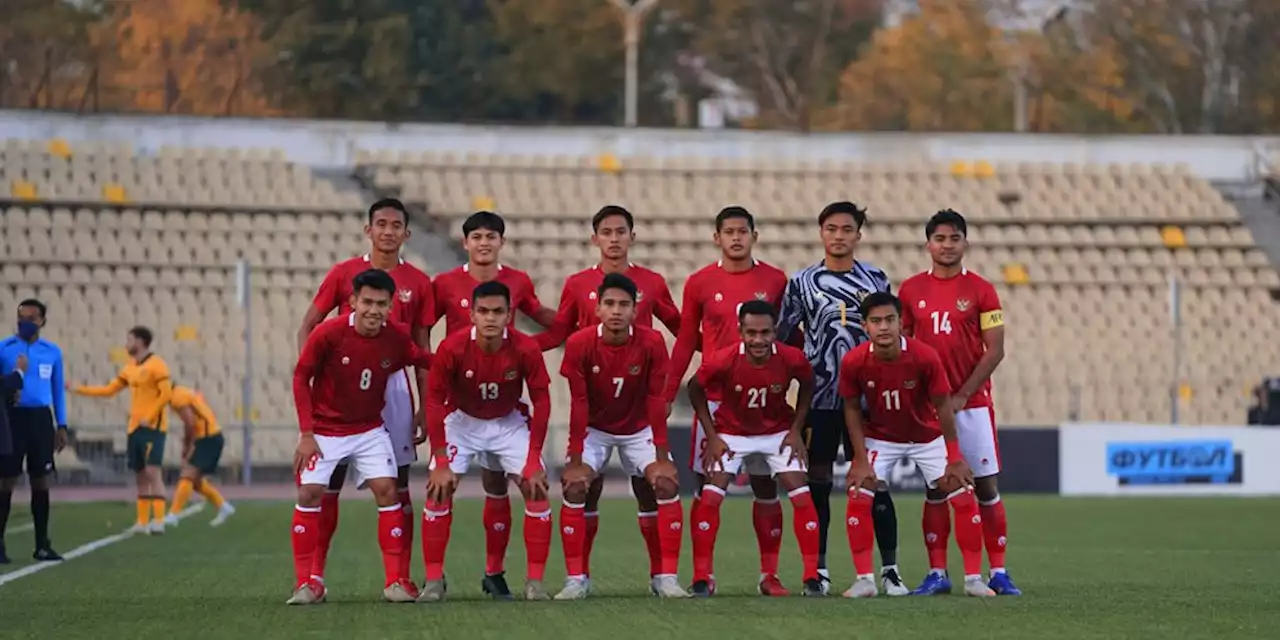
[
  {"x1": 349, "y1": 167, "x2": 464, "y2": 275},
  {"x1": 1230, "y1": 195, "x2": 1280, "y2": 277}
]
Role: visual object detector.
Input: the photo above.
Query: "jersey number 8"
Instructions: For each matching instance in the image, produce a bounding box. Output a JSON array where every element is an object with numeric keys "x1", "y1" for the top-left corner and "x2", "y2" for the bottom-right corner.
[{"x1": 359, "y1": 368, "x2": 373, "y2": 390}]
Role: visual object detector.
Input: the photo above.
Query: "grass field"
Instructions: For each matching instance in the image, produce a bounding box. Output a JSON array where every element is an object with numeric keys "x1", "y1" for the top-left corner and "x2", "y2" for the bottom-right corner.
[{"x1": 1, "y1": 495, "x2": 1277, "y2": 639}]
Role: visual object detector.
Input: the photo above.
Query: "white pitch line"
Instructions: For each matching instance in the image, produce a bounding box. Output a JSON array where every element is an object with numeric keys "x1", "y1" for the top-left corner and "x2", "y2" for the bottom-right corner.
[
  {"x1": 0, "y1": 505, "x2": 203, "y2": 587},
  {"x1": 9, "y1": 522, "x2": 33, "y2": 534}
]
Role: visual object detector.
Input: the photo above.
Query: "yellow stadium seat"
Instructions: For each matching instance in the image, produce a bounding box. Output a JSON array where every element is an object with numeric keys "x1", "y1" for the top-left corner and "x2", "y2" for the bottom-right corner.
[
  {"x1": 1002, "y1": 262, "x2": 1030, "y2": 285},
  {"x1": 974, "y1": 160, "x2": 996, "y2": 178},
  {"x1": 1160, "y1": 226, "x2": 1187, "y2": 248},
  {"x1": 1178, "y1": 383, "x2": 1193, "y2": 401},
  {"x1": 174, "y1": 325, "x2": 200, "y2": 341},
  {"x1": 109, "y1": 347, "x2": 130, "y2": 365},
  {"x1": 47, "y1": 138, "x2": 72, "y2": 158},
  {"x1": 234, "y1": 406, "x2": 262, "y2": 421},
  {"x1": 10, "y1": 180, "x2": 37, "y2": 200},
  {"x1": 598, "y1": 153, "x2": 622, "y2": 173},
  {"x1": 103, "y1": 183, "x2": 129, "y2": 204},
  {"x1": 949, "y1": 161, "x2": 971, "y2": 177},
  {"x1": 472, "y1": 195, "x2": 496, "y2": 211}
]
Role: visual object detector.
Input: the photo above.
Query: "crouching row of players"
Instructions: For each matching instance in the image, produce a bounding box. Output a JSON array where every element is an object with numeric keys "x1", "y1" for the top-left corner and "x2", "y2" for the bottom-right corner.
[{"x1": 287, "y1": 269, "x2": 988, "y2": 604}]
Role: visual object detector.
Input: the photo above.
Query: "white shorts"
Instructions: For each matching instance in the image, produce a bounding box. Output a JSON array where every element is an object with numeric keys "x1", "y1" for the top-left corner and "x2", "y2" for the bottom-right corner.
[
  {"x1": 691, "y1": 401, "x2": 770, "y2": 475},
  {"x1": 711, "y1": 432, "x2": 805, "y2": 477},
  {"x1": 581, "y1": 426, "x2": 658, "y2": 478},
  {"x1": 299, "y1": 428, "x2": 397, "y2": 487},
  {"x1": 429, "y1": 409, "x2": 543, "y2": 475},
  {"x1": 956, "y1": 406, "x2": 1000, "y2": 478},
  {"x1": 382, "y1": 369, "x2": 417, "y2": 468},
  {"x1": 867, "y1": 436, "x2": 947, "y2": 489}
]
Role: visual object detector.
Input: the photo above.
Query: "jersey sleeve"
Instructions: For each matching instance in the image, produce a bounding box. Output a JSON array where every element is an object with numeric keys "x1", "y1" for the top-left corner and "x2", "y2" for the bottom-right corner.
[
  {"x1": 536, "y1": 279, "x2": 578, "y2": 351},
  {"x1": 521, "y1": 342, "x2": 552, "y2": 391},
  {"x1": 897, "y1": 280, "x2": 917, "y2": 336},
  {"x1": 651, "y1": 277, "x2": 682, "y2": 335},
  {"x1": 170, "y1": 387, "x2": 193, "y2": 410},
  {"x1": 693, "y1": 348, "x2": 728, "y2": 393},
  {"x1": 665, "y1": 275, "x2": 703, "y2": 400},
  {"x1": 311, "y1": 264, "x2": 346, "y2": 315},
  {"x1": 645, "y1": 334, "x2": 672, "y2": 448},
  {"x1": 396, "y1": 325, "x2": 434, "y2": 369},
  {"x1": 561, "y1": 338, "x2": 591, "y2": 456},
  {"x1": 516, "y1": 271, "x2": 542, "y2": 318},
  {"x1": 425, "y1": 342, "x2": 455, "y2": 451},
  {"x1": 417, "y1": 279, "x2": 439, "y2": 330},
  {"x1": 292, "y1": 324, "x2": 331, "y2": 432},
  {"x1": 977, "y1": 280, "x2": 1004, "y2": 331},
  {"x1": 923, "y1": 349, "x2": 952, "y2": 397},
  {"x1": 787, "y1": 348, "x2": 815, "y2": 384},
  {"x1": 837, "y1": 353, "x2": 861, "y2": 400}
]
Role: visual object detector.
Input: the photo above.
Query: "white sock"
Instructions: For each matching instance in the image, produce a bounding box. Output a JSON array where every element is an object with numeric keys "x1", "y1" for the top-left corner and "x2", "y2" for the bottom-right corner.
[{"x1": 991, "y1": 567, "x2": 1006, "y2": 575}]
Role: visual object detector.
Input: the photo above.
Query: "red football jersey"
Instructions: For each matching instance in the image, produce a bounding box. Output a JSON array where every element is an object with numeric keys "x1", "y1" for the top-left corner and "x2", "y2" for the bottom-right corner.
[
  {"x1": 293, "y1": 315, "x2": 432, "y2": 436},
  {"x1": 838, "y1": 337, "x2": 952, "y2": 444},
  {"x1": 536, "y1": 264, "x2": 681, "y2": 350},
  {"x1": 312, "y1": 255, "x2": 436, "y2": 330},
  {"x1": 427, "y1": 327, "x2": 550, "y2": 421},
  {"x1": 694, "y1": 342, "x2": 813, "y2": 436},
  {"x1": 666, "y1": 260, "x2": 788, "y2": 400},
  {"x1": 432, "y1": 264, "x2": 543, "y2": 335},
  {"x1": 898, "y1": 269, "x2": 1003, "y2": 410},
  {"x1": 561, "y1": 325, "x2": 669, "y2": 453}
]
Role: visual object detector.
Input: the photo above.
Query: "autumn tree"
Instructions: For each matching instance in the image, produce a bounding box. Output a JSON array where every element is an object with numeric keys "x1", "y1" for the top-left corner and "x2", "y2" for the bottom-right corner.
[{"x1": 0, "y1": 0, "x2": 100, "y2": 111}]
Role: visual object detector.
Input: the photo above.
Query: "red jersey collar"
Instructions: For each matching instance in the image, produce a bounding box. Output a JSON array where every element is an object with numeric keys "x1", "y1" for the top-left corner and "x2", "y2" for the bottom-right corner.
[
  {"x1": 347, "y1": 312, "x2": 386, "y2": 327},
  {"x1": 869, "y1": 337, "x2": 908, "y2": 352},
  {"x1": 596, "y1": 324, "x2": 634, "y2": 338},
  {"x1": 927, "y1": 267, "x2": 967, "y2": 277},
  {"x1": 463, "y1": 263, "x2": 503, "y2": 273},
  {"x1": 363, "y1": 254, "x2": 405, "y2": 266},
  {"x1": 717, "y1": 259, "x2": 759, "y2": 269},
  {"x1": 470, "y1": 326, "x2": 509, "y2": 340}
]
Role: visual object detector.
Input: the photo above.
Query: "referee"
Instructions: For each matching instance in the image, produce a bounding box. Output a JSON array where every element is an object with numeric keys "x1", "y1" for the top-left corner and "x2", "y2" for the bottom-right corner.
[
  {"x1": 776, "y1": 202, "x2": 898, "y2": 594},
  {"x1": 0, "y1": 299, "x2": 67, "y2": 563}
]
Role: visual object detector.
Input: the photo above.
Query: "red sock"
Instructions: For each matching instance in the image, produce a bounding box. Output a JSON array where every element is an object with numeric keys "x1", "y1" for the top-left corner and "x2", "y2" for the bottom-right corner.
[
  {"x1": 949, "y1": 489, "x2": 984, "y2": 576},
  {"x1": 690, "y1": 486, "x2": 724, "y2": 582},
  {"x1": 291, "y1": 506, "x2": 320, "y2": 586},
  {"x1": 583, "y1": 511, "x2": 599, "y2": 576},
  {"x1": 524, "y1": 500, "x2": 552, "y2": 582},
  {"x1": 637, "y1": 512, "x2": 662, "y2": 577},
  {"x1": 980, "y1": 497, "x2": 1008, "y2": 570},
  {"x1": 753, "y1": 499, "x2": 784, "y2": 576},
  {"x1": 656, "y1": 498, "x2": 684, "y2": 577},
  {"x1": 923, "y1": 499, "x2": 951, "y2": 571},
  {"x1": 560, "y1": 502, "x2": 587, "y2": 577},
  {"x1": 845, "y1": 488, "x2": 875, "y2": 576},
  {"x1": 421, "y1": 500, "x2": 452, "y2": 581},
  {"x1": 377, "y1": 505, "x2": 406, "y2": 587},
  {"x1": 311, "y1": 491, "x2": 339, "y2": 578},
  {"x1": 397, "y1": 489, "x2": 414, "y2": 581},
  {"x1": 787, "y1": 488, "x2": 820, "y2": 582},
  {"x1": 483, "y1": 494, "x2": 512, "y2": 576}
]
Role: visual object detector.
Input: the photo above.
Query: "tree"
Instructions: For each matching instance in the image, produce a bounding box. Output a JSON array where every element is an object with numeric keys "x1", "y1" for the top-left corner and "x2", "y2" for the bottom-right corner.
[{"x1": 0, "y1": 0, "x2": 100, "y2": 111}]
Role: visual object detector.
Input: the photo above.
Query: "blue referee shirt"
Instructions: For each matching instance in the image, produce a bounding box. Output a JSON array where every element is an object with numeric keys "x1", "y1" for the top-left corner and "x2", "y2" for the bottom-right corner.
[{"x1": 0, "y1": 335, "x2": 67, "y2": 428}]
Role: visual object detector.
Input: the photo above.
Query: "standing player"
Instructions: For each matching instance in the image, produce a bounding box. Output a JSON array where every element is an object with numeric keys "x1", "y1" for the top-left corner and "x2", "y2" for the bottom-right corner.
[
  {"x1": 686, "y1": 301, "x2": 823, "y2": 597},
  {"x1": 898, "y1": 209, "x2": 1019, "y2": 596},
  {"x1": 775, "y1": 201, "x2": 899, "y2": 595},
  {"x1": 665, "y1": 206, "x2": 791, "y2": 596},
  {"x1": 288, "y1": 269, "x2": 433, "y2": 605},
  {"x1": 71, "y1": 327, "x2": 173, "y2": 535},
  {"x1": 535, "y1": 205, "x2": 682, "y2": 585},
  {"x1": 837, "y1": 292, "x2": 992, "y2": 598},
  {"x1": 296, "y1": 198, "x2": 435, "y2": 592},
  {"x1": 555, "y1": 273, "x2": 686, "y2": 600},
  {"x1": 419, "y1": 281, "x2": 555, "y2": 602},
  {"x1": 431, "y1": 210, "x2": 557, "y2": 599},
  {"x1": 164, "y1": 386, "x2": 236, "y2": 527}
]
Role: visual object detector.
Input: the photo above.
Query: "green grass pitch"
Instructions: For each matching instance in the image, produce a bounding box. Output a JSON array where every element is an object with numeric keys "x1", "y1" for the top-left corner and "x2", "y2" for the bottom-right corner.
[{"x1": 1, "y1": 496, "x2": 1277, "y2": 639}]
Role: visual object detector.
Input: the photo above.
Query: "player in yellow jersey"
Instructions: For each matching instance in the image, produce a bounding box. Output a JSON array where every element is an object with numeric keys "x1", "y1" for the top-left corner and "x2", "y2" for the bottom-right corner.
[
  {"x1": 70, "y1": 327, "x2": 173, "y2": 535},
  {"x1": 165, "y1": 386, "x2": 236, "y2": 527}
]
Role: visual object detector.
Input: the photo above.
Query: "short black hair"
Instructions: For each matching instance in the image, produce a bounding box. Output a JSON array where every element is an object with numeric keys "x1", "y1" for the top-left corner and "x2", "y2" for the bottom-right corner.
[
  {"x1": 129, "y1": 326, "x2": 154, "y2": 347},
  {"x1": 472, "y1": 280, "x2": 511, "y2": 307},
  {"x1": 462, "y1": 211, "x2": 506, "y2": 237},
  {"x1": 17, "y1": 298, "x2": 46, "y2": 319},
  {"x1": 592, "y1": 205, "x2": 634, "y2": 232},
  {"x1": 819, "y1": 201, "x2": 868, "y2": 229},
  {"x1": 738, "y1": 300, "x2": 777, "y2": 323},
  {"x1": 598, "y1": 273, "x2": 638, "y2": 302},
  {"x1": 352, "y1": 268, "x2": 397, "y2": 297},
  {"x1": 715, "y1": 206, "x2": 755, "y2": 231},
  {"x1": 860, "y1": 292, "x2": 902, "y2": 319},
  {"x1": 926, "y1": 209, "x2": 967, "y2": 238},
  {"x1": 368, "y1": 198, "x2": 409, "y2": 225}
]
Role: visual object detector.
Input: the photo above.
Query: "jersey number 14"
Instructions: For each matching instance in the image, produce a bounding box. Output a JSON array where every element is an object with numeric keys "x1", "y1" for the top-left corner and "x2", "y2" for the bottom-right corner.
[{"x1": 931, "y1": 311, "x2": 953, "y2": 335}]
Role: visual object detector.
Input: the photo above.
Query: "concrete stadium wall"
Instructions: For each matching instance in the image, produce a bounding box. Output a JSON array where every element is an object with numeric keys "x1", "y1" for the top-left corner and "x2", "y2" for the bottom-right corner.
[{"x1": 1, "y1": 109, "x2": 1276, "y2": 182}]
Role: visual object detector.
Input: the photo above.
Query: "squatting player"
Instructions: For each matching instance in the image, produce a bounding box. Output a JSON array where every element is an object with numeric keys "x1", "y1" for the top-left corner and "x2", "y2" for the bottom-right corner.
[
  {"x1": 432, "y1": 210, "x2": 557, "y2": 599},
  {"x1": 164, "y1": 386, "x2": 236, "y2": 527},
  {"x1": 687, "y1": 301, "x2": 823, "y2": 597},
  {"x1": 775, "y1": 201, "x2": 898, "y2": 595},
  {"x1": 665, "y1": 206, "x2": 791, "y2": 596},
  {"x1": 288, "y1": 269, "x2": 432, "y2": 605},
  {"x1": 535, "y1": 205, "x2": 682, "y2": 586},
  {"x1": 555, "y1": 273, "x2": 686, "y2": 600},
  {"x1": 838, "y1": 292, "x2": 992, "y2": 598},
  {"x1": 420, "y1": 281, "x2": 555, "y2": 602},
  {"x1": 297, "y1": 198, "x2": 434, "y2": 591},
  {"x1": 898, "y1": 209, "x2": 1019, "y2": 596}
]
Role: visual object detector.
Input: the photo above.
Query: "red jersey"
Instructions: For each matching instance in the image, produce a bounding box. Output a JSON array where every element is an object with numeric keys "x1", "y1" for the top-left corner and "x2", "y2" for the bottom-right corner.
[
  {"x1": 837, "y1": 337, "x2": 951, "y2": 444},
  {"x1": 898, "y1": 268, "x2": 1003, "y2": 410},
  {"x1": 312, "y1": 255, "x2": 436, "y2": 330},
  {"x1": 561, "y1": 325, "x2": 670, "y2": 455},
  {"x1": 293, "y1": 315, "x2": 432, "y2": 437},
  {"x1": 694, "y1": 343, "x2": 813, "y2": 437},
  {"x1": 535, "y1": 263, "x2": 681, "y2": 350},
  {"x1": 666, "y1": 260, "x2": 788, "y2": 400},
  {"x1": 432, "y1": 264, "x2": 543, "y2": 335}
]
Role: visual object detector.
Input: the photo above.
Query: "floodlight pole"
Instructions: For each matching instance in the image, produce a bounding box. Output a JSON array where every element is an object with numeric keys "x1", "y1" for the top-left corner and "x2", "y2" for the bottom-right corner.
[{"x1": 610, "y1": 0, "x2": 659, "y2": 128}]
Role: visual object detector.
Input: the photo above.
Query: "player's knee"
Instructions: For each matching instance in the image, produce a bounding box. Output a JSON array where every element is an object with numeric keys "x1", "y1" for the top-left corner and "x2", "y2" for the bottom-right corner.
[
  {"x1": 874, "y1": 479, "x2": 890, "y2": 492},
  {"x1": 807, "y1": 464, "x2": 833, "y2": 484},
  {"x1": 924, "y1": 487, "x2": 948, "y2": 502},
  {"x1": 974, "y1": 476, "x2": 999, "y2": 502},
  {"x1": 749, "y1": 474, "x2": 778, "y2": 499},
  {"x1": 28, "y1": 474, "x2": 49, "y2": 491},
  {"x1": 397, "y1": 466, "x2": 411, "y2": 488},
  {"x1": 934, "y1": 475, "x2": 963, "y2": 495},
  {"x1": 367, "y1": 479, "x2": 399, "y2": 506},
  {"x1": 651, "y1": 475, "x2": 679, "y2": 501},
  {"x1": 481, "y1": 469, "x2": 509, "y2": 495},
  {"x1": 561, "y1": 479, "x2": 588, "y2": 504},
  {"x1": 297, "y1": 484, "x2": 325, "y2": 507}
]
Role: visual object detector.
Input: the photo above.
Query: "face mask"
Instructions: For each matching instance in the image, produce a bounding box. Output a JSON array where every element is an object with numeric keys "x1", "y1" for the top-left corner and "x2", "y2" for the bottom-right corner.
[{"x1": 17, "y1": 320, "x2": 39, "y2": 340}]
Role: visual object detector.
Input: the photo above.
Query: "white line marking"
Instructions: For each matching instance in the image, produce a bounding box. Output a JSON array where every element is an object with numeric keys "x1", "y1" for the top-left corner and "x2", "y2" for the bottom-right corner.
[
  {"x1": 0, "y1": 505, "x2": 203, "y2": 587},
  {"x1": 9, "y1": 522, "x2": 33, "y2": 534}
]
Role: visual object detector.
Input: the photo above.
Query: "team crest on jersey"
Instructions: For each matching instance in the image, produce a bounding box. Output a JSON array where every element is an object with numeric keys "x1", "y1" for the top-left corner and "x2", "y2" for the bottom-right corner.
[
  {"x1": 904, "y1": 380, "x2": 917, "y2": 389},
  {"x1": 381, "y1": 359, "x2": 392, "y2": 369},
  {"x1": 734, "y1": 384, "x2": 742, "y2": 392},
  {"x1": 714, "y1": 293, "x2": 724, "y2": 302},
  {"x1": 636, "y1": 291, "x2": 645, "y2": 302},
  {"x1": 769, "y1": 383, "x2": 783, "y2": 393},
  {"x1": 629, "y1": 365, "x2": 641, "y2": 375},
  {"x1": 918, "y1": 300, "x2": 927, "y2": 309},
  {"x1": 866, "y1": 380, "x2": 875, "y2": 389},
  {"x1": 465, "y1": 370, "x2": 474, "y2": 379},
  {"x1": 399, "y1": 289, "x2": 413, "y2": 303},
  {"x1": 592, "y1": 365, "x2": 600, "y2": 374},
  {"x1": 588, "y1": 291, "x2": 597, "y2": 300},
  {"x1": 504, "y1": 369, "x2": 518, "y2": 381},
  {"x1": 754, "y1": 291, "x2": 767, "y2": 300},
  {"x1": 342, "y1": 357, "x2": 350, "y2": 365},
  {"x1": 460, "y1": 298, "x2": 470, "y2": 308},
  {"x1": 956, "y1": 299, "x2": 971, "y2": 312}
]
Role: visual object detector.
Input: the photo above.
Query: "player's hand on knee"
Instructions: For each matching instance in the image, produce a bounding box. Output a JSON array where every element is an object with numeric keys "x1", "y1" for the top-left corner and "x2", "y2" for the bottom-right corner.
[
  {"x1": 781, "y1": 429, "x2": 808, "y2": 468},
  {"x1": 293, "y1": 434, "x2": 321, "y2": 477},
  {"x1": 941, "y1": 460, "x2": 975, "y2": 493},
  {"x1": 426, "y1": 466, "x2": 458, "y2": 504},
  {"x1": 702, "y1": 434, "x2": 731, "y2": 474},
  {"x1": 560, "y1": 461, "x2": 592, "y2": 493},
  {"x1": 845, "y1": 456, "x2": 876, "y2": 493},
  {"x1": 645, "y1": 460, "x2": 680, "y2": 499},
  {"x1": 522, "y1": 463, "x2": 549, "y2": 502}
]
